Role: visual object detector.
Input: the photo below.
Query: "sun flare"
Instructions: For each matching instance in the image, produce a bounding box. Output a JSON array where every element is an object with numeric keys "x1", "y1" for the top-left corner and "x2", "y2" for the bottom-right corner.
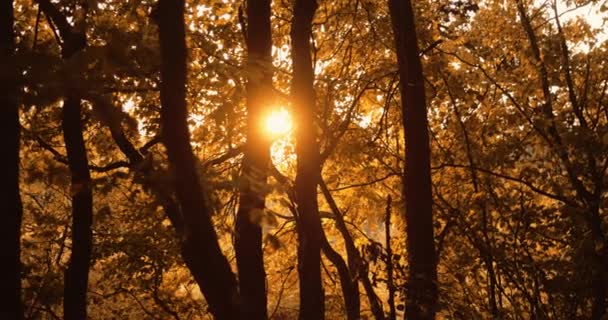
[{"x1": 264, "y1": 108, "x2": 292, "y2": 137}]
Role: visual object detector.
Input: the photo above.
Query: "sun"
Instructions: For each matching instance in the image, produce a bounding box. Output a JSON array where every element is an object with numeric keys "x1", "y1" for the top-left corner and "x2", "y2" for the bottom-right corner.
[{"x1": 264, "y1": 108, "x2": 292, "y2": 137}]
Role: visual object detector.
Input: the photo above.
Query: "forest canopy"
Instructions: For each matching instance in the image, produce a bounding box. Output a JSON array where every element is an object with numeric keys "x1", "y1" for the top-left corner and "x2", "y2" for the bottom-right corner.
[{"x1": 1, "y1": 0, "x2": 608, "y2": 319}]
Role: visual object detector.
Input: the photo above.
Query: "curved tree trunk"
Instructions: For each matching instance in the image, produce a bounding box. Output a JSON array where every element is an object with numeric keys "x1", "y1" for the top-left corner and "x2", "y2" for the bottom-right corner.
[
  {"x1": 290, "y1": 0, "x2": 325, "y2": 318},
  {"x1": 388, "y1": 0, "x2": 438, "y2": 318},
  {"x1": 89, "y1": 96, "x2": 185, "y2": 235},
  {"x1": 234, "y1": 0, "x2": 273, "y2": 318},
  {"x1": 319, "y1": 179, "x2": 387, "y2": 320},
  {"x1": 0, "y1": 1, "x2": 23, "y2": 318},
  {"x1": 156, "y1": 0, "x2": 240, "y2": 318},
  {"x1": 321, "y1": 231, "x2": 358, "y2": 320}
]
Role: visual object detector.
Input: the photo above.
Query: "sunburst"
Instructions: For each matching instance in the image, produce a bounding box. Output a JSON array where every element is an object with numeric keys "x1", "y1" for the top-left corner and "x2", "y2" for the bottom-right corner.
[{"x1": 264, "y1": 108, "x2": 292, "y2": 137}]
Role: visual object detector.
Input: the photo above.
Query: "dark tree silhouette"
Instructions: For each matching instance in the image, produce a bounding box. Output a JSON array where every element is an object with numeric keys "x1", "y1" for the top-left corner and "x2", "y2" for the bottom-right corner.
[
  {"x1": 321, "y1": 231, "x2": 359, "y2": 320},
  {"x1": 89, "y1": 97, "x2": 184, "y2": 234},
  {"x1": 155, "y1": 0, "x2": 240, "y2": 318},
  {"x1": 34, "y1": 1, "x2": 93, "y2": 318},
  {"x1": 290, "y1": 0, "x2": 325, "y2": 318},
  {"x1": 0, "y1": 0, "x2": 23, "y2": 318},
  {"x1": 388, "y1": 0, "x2": 439, "y2": 318},
  {"x1": 234, "y1": 0, "x2": 273, "y2": 318},
  {"x1": 61, "y1": 90, "x2": 93, "y2": 320},
  {"x1": 272, "y1": 161, "x2": 361, "y2": 319},
  {"x1": 319, "y1": 180, "x2": 385, "y2": 320}
]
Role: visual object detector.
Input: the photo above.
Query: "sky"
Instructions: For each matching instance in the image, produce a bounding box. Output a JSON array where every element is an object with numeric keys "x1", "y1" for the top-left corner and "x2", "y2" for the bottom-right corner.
[{"x1": 555, "y1": 0, "x2": 607, "y2": 44}]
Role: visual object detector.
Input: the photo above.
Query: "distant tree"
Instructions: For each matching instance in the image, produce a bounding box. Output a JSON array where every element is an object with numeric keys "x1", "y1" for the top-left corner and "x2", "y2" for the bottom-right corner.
[
  {"x1": 0, "y1": 0, "x2": 23, "y2": 318},
  {"x1": 290, "y1": 0, "x2": 325, "y2": 318},
  {"x1": 388, "y1": 0, "x2": 438, "y2": 318},
  {"x1": 234, "y1": 0, "x2": 273, "y2": 318},
  {"x1": 155, "y1": 0, "x2": 240, "y2": 318}
]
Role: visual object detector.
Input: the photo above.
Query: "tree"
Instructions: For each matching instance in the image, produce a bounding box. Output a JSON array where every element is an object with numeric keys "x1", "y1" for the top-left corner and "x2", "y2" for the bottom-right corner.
[
  {"x1": 234, "y1": 0, "x2": 273, "y2": 318},
  {"x1": 290, "y1": 0, "x2": 325, "y2": 318},
  {"x1": 0, "y1": 0, "x2": 24, "y2": 318},
  {"x1": 155, "y1": 0, "x2": 240, "y2": 318},
  {"x1": 388, "y1": 0, "x2": 438, "y2": 318},
  {"x1": 515, "y1": 1, "x2": 608, "y2": 316},
  {"x1": 33, "y1": 1, "x2": 93, "y2": 318},
  {"x1": 428, "y1": 1, "x2": 608, "y2": 317},
  {"x1": 7, "y1": 0, "x2": 608, "y2": 318}
]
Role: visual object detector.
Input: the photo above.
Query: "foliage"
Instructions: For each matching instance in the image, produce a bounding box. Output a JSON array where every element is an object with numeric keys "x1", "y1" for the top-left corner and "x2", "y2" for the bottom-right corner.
[{"x1": 8, "y1": 0, "x2": 608, "y2": 318}]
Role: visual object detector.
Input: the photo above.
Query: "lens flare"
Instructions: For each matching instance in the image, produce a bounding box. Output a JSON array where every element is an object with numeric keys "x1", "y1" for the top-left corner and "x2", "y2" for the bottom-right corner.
[{"x1": 265, "y1": 108, "x2": 292, "y2": 137}]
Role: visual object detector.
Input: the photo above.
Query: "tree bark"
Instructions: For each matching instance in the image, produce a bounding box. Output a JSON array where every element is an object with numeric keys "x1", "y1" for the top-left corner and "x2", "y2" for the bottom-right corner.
[
  {"x1": 156, "y1": 0, "x2": 240, "y2": 318},
  {"x1": 89, "y1": 96, "x2": 185, "y2": 235},
  {"x1": 0, "y1": 0, "x2": 24, "y2": 318},
  {"x1": 388, "y1": 0, "x2": 438, "y2": 318},
  {"x1": 58, "y1": 21, "x2": 91, "y2": 320},
  {"x1": 34, "y1": 1, "x2": 94, "y2": 317},
  {"x1": 234, "y1": 0, "x2": 273, "y2": 318},
  {"x1": 321, "y1": 232, "x2": 358, "y2": 320},
  {"x1": 319, "y1": 179, "x2": 388, "y2": 320},
  {"x1": 61, "y1": 91, "x2": 93, "y2": 320},
  {"x1": 272, "y1": 166, "x2": 364, "y2": 319},
  {"x1": 290, "y1": 0, "x2": 325, "y2": 318}
]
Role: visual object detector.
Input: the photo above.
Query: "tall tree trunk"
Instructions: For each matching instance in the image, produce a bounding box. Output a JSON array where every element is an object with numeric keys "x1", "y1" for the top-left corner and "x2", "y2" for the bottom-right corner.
[
  {"x1": 388, "y1": 0, "x2": 438, "y2": 318},
  {"x1": 234, "y1": 0, "x2": 273, "y2": 318},
  {"x1": 37, "y1": 1, "x2": 94, "y2": 317},
  {"x1": 61, "y1": 90, "x2": 93, "y2": 320},
  {"x1": 290, "y1": 0, "x2": 324, "y2": 318},
  {"x1": 32, "y1": 1, "x2": 93, "y2": 316},
  {"x1": 0, "y1": 0, "x2": 23, "y2": 318},
  {"x1": 156, "y1": 1, "x2": 240, "y2": 318}
]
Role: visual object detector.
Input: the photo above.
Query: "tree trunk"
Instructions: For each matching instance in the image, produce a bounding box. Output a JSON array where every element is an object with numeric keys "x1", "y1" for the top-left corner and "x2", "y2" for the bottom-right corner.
[
  {"x1": 234, "y1": 0, "x2": 273, "y2": 318},
  {"x1": 61, "y1": 91, "x2": 93, "y2": 320},
  {"x1": 273, "y1": 168, "x2": 364, "y2": 319},
  {"x1": 290, "y1": 0, "x2": 324, "y2": 318},
  {"x1": 156, "y1": 0, "x2": 240, "y2": 318},
  {"x1": 320, "y1": 179, "x2": 384, "y2": 320},
  {"x1": 32, "y1": 0, "x2": 93, "y2": 315},
  {"x1": 588, "y1": 204, "x2": 608, "y2": 320},
  {"x1": 388, "y1": 0, "x2": 438, "y2": 318},
  {"x1": 321, "y1": 232, "x2": 358, "y2": 320},
  {"x1": 44, "y1": 4, "x2": 93, "y2": 318},
  {"x1": 516, "y1": 2, "x2": 608, "y2": 317},
  {"x1": 0, "y1": 0, "x2": 23, "y2": 318}
]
